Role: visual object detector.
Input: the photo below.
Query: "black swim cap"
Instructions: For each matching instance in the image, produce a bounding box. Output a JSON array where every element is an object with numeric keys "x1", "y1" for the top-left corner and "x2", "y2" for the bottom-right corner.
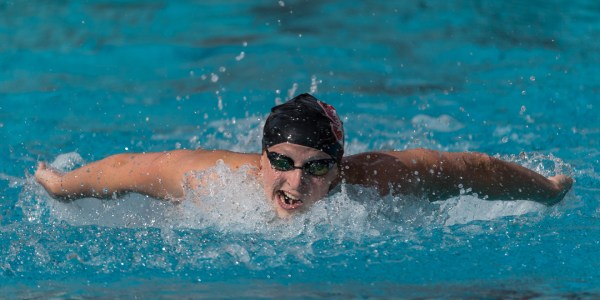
[{"x1": 262, "y1": 93, "x2": 344, "y2": 162}]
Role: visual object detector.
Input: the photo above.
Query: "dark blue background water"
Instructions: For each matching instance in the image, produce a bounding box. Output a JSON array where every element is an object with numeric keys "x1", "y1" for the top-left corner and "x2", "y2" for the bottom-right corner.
[{"x1": 1, "y1": 0, "x2": 599, "y2": 298}]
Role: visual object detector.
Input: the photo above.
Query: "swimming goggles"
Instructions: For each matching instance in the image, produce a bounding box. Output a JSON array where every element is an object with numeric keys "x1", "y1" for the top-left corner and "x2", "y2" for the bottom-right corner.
[{"x1": 265, "y1": 149, "x2": 336, "y2": 176}]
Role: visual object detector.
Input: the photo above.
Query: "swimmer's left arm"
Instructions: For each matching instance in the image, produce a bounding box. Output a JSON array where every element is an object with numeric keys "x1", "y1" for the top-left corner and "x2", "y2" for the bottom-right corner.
[{"x1": 342, "y1": 149, "x2": 573, "y2": 205}]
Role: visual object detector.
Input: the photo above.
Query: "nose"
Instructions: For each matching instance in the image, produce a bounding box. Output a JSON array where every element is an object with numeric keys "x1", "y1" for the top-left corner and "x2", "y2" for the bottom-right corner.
[{"x1": 285, "y1": 168, "x2": 307, "y2": 190}]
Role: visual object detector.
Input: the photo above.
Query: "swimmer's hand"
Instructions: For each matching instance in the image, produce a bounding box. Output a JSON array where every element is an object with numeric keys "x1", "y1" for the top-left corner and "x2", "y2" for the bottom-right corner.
[
  {"x1": 546, "y1": 174, "x2": 574, "y2": 205},
  {"x1": 34, "y1": 162, "x2": 72, "y2": 201}
]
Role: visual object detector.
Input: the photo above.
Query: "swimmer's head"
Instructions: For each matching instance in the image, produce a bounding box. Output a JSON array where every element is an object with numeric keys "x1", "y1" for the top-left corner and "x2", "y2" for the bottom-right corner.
[
  {"x1": 261, "y1": 94, "x2": 344, "y2": 217},
  {"x1": 262, "y1": 93, "x2": 344, "y2": 161}
]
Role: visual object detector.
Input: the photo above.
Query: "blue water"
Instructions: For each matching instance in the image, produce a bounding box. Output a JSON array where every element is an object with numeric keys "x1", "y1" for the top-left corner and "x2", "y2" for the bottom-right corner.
[{"x1": 1, "y1": 0, "x2": 599, "y2": 298}]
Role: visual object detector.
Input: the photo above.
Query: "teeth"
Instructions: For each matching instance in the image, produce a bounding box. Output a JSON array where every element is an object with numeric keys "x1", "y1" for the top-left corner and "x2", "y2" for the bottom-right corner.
[
  {"x1": 280, "y1": 191, "x2": 302, "y2": 205},
  {"x1": 283, "y1": 192, "x2": 298, "y2": 200}
]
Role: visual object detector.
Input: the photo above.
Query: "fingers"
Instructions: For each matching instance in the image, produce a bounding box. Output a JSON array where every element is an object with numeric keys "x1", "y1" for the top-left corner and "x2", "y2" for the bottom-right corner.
[
  {"x1": 35, "y1": 162, "x2": 47, "y2": 178},
  {"x1": 34, "y1": 162, "x2": 64, "y2": 199},
  {"x1": 550, "y1": 175, "x2": 574, "y2": 192},
  {"x1": 35, "y1": 162, "x2": 49, "y2": 180},
  {"x1": 34, "y1": 161, "x2": 60, "y2": 185},
  {"x1": 546, "y1": 175, "x2": 574, "y2": 205}
]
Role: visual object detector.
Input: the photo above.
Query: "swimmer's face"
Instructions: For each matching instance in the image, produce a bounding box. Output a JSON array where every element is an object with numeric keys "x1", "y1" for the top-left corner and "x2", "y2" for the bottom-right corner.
[{"x1": 260, "y1": 143, "x2": 340, "y2": 218}]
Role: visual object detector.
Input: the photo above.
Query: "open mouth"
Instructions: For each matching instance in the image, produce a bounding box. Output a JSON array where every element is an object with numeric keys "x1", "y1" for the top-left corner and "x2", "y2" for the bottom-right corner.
[{"x1": 276, "y1": 190, "x2": 304, "y2": 210}]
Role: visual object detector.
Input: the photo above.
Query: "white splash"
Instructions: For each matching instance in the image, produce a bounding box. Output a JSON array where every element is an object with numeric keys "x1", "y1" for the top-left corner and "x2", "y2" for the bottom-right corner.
[
  {"x1": 411, "y1": 114, "x2": 464, "y2": 132},
  {"x1": 20, "y1": 150, "x2": 569, "y2": 240},
  {"x1": 49, "y1": 152, "x2": 84, "y2": 171},
  {"x1": 310, "y1": 75, "x2": 319, "y2": 94},
  {"x1": 436, "y1": 196, "x2": 545, "y2": 226}
]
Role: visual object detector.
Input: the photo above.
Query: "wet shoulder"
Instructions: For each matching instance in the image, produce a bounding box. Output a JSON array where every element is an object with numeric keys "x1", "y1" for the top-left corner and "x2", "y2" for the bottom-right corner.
[
  {"x1": 341, "y1": 151, "x2": 426, "y2": 186},
  {"x1": 189, "y1": 149, "x2": 261, "y2": 170}
]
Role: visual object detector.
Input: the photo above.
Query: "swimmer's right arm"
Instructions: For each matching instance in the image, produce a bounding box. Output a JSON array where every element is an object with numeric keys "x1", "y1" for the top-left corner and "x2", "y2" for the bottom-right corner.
[{"x1": 35, "y1": 150, "x2": 200, "y2": 201}]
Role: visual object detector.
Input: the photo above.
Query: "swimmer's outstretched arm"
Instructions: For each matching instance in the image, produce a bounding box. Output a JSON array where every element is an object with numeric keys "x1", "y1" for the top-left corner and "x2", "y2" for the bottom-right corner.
[
  {"x1": 35, "y1": 150, "x2": 202, "y2": 201},
  {"x1": 342, "y1": 149, "x2": 573, "y2": 205}
]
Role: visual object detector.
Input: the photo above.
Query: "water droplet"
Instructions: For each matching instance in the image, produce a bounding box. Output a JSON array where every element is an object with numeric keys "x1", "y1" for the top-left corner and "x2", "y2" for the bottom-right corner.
[
  {"x1": 235, "y1": 51, "x2": 245, "y2": 61},
  {"x1": 310, "y1": 75, "x2": 318, "y2": 93}
]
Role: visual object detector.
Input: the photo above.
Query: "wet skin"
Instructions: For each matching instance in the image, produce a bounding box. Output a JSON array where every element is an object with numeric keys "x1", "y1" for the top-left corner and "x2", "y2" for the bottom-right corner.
[
  {"x1": 33, "y1": 144, "x2": 341, "y2": 218},
  {"x1": 34, "y1": 145, "x2": 573, "y2": 217},
  {"x1": 259, "y1": 143, "x2": 339, "y2": 218}
]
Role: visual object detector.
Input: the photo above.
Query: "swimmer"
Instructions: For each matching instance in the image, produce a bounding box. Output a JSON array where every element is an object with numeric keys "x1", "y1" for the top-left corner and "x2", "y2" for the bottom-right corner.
[{"x1": 35, "y1": 93, "x2": 573, "y2": 217}]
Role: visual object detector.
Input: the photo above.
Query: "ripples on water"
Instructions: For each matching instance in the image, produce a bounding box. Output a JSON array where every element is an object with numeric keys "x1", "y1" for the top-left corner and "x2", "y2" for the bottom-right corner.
[
  {"x1": 2, "y1": 122, "x2": 594, "y2": 298},
  {"x1": 1, "y1": 0, "x2": 599, "y2": 298},
  {"x1": 10, "y1": 138, "x2": 575, "y2": 277}
]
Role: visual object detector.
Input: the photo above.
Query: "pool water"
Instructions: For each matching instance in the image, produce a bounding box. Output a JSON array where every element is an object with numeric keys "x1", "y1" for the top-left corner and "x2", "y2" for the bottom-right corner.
[{"x1": 1, "y1": 0, "x2": 599, "y2": 298}]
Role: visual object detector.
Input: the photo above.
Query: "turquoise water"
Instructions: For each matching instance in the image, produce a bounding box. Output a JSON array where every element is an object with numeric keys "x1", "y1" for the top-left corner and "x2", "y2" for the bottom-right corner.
[{"x1": 1, "y1": 0, "x2": 599, "y2": 298}]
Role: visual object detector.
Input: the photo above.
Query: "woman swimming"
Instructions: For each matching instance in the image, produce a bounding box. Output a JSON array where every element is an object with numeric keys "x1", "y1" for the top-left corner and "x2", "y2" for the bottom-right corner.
[{"x1": 35, "y1": 93, "x2": 573, "y2": 217}]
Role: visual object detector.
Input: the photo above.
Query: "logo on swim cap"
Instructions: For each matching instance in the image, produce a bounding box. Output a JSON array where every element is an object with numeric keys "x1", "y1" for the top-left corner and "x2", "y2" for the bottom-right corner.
[{"x1": 317, "y1": 100, "x2": 344, "y2": 146}]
